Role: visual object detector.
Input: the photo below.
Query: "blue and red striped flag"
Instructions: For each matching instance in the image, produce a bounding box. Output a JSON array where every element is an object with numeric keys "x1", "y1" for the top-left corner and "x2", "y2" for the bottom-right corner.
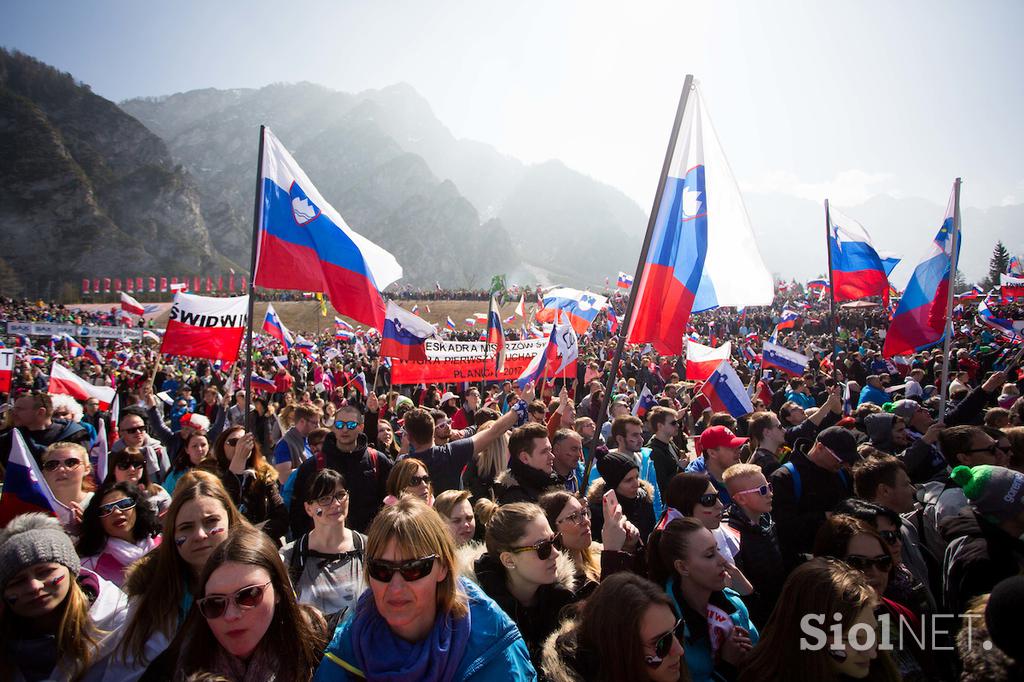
[
  {"x1": 828, "y1": 206, "x2": 891, "y2": 306},
  {"x1": 698, "y1": 360, "x2": 755, "y2": 418},
  {"x1": 381, "y1": 300, "x2": 436, "y2": 361},
  {"x1": 262, "y1": 303, "x2": 294, "y2": 350},
  {"x1": 0, "y1": 430, "x2": 72, "y2": 527},
  {"x1": 487, "y1": 296, "x2": 506, "y2": 372},
  {"x1": 883, "y1": 182, "x2": 961, "y2": 357}
]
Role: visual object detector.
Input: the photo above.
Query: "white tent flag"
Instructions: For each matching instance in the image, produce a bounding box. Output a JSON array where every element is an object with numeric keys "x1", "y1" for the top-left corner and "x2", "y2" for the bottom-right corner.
[{"x1": 687, "y1": 80, "x2": 774, "y2": 312}]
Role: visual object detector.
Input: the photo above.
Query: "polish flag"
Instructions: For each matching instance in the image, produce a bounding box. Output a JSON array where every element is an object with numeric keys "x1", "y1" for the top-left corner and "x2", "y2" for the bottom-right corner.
[
  {"x1": 685, "y1": 339, "x2": 732, "y2": 382},
  {"x1": 161, "y1": 293, "x2": 249, "y2": 362},
  {"x1": 121, "y1": 292, "x2": 146, "y2": 316},
  {"x1": 49, "y1": 362, "x2": 116, "y2": 410}
]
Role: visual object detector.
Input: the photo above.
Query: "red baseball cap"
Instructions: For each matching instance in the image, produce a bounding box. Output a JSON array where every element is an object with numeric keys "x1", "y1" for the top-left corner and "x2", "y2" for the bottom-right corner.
[{"x1": 699, "y1": 425, "x2": 748, "y2": 450}]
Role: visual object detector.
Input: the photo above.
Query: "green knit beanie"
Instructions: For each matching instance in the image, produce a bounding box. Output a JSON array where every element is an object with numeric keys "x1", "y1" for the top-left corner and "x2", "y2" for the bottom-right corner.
[{"x1": 951, "y1": 465, "x2": 1024, "y2": 522}]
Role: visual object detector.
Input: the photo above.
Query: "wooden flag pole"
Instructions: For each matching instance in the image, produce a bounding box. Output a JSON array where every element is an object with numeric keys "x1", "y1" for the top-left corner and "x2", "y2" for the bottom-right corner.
[
  {"x1": 938, "y1": 178, "x2": 962, "y2": 421},
  {"x1": 583, "y1": 74, "x2": 695, "y2": 487}
]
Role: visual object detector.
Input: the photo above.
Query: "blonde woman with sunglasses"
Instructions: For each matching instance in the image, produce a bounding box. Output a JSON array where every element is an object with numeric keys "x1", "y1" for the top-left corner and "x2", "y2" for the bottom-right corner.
[
  {"x1": 39, "y1": 441, "x2": 94, "y2": 538},
  {"x1": 314, "y1": 496, "x2": 536, "y2": 681}
]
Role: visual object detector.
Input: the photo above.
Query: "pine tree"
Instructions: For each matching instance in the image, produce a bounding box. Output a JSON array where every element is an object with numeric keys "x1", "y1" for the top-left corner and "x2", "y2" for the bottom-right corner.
[
  {"x1": 953, "y1": 269, "x2": 971, "y2": 294},
  {"x1": 0, "y1": 257, "x2": 22, "y2": 297},
  {"x1": 984, "y1": 241, "x2": 1011, "y2": 290}
]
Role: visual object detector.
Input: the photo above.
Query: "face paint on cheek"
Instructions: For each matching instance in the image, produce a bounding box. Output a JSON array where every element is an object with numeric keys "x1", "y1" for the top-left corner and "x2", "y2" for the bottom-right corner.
[
  {"x1": 48, "y1": 574, "x2": 65, "y2": 588},
  {"x1": 209, "y1": 527, "x2": 225, "y2": 536},
  {"x1": 175, "y1": 536, "x2": 188, "y2": 547}
]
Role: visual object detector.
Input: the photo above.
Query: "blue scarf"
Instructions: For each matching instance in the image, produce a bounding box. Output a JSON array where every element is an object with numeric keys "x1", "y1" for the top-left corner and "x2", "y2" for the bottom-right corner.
[{"x1": 350, "y1": 588, "x2": 471, "y2": 682}]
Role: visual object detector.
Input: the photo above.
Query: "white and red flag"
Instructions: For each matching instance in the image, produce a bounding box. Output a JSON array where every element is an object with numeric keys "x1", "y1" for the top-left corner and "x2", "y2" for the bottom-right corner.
[
  {"x1": 120, "y1": 291, "x2": 146, "y2": 316},
  {"x1": 49, "y1": 362, "x2": 117, "y2": 410},
  {"x1": 161, "y1": 293, "x2": 249, "y2": 362}
]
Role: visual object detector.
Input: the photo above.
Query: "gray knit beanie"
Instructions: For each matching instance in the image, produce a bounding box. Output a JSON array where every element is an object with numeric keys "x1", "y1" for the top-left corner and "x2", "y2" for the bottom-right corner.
[{"x1": 0, "y1": 513, "x2": 80, "y2": 590}]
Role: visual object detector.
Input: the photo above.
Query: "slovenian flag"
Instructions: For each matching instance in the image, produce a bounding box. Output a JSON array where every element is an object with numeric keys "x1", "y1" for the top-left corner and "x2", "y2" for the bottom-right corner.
[
  {"x1": 518, "y1": 312, "x2": 578, "y2": 388},
  {"x1": 251, "y1": 374, "x2": 277, "y2": 392},
  {"x1": 632, "y1": 384, "x2": 656, "y2": 418},
  {"x1": 978, "y1": 297, "x2": 1020, "y2": 339},
  {"x1": 617, "y1": 272, "x2": 634, "y2": 289},
  {"x1": 776, "y1": 308, "x2": 801, "y2": 330},
  {"x1": 351, "y1": 372, "x2": 368, "y2": 396},
  {"x1": 535, "y1": 288, "x2": 607, "y2": 335},
  {"x1": 49, "y1": 362, "x2": 116, "y2": 410},
  {"x1": 628, "y1": 79, "x2": 773, "y2": 356},
  {"x1": 883, "y1": 182, "x2": 961, "y2": 357},
  {"x1": 487, "y1": 296, "x2": 506, "y2": 372},
  {"x1": 607, "y1": 307, "x2": 619, "y2": 334},
  {"x1": 685, "y1": 339, "x2": 732, "y2": 382},
  {"x1": 262, "y1": 303, "x2": 294, "y2": 350},
  {"x1": 699, "y1": 359, "x2": 755, "y2": 418},
  {"x1": 381, "y1": 300, "x2": 437, "y2": 361},
  {"x1": 63, "y1": 334, "x2": 85, "y2": 358},
  {"x1": 294, "y1": 336, "x2": 316, "y2": 357},
  {"x1": 253, "y1": 128, "x2": 403, "y2": 329},
  {"x1": 0, "y1": 430, "x2": 73, "y2": 527},
  {"x1": 761, "y1": 341, "x2": 810, "y2": 377},
  {"x1": 446, "y1": 316, "x2": 456, "y2": 330},
  {"x1": 828, "y1": 205, "x2": 892, "y2": 306},
  {"x1": 335, "y1": 316, "x2": 354, "y2": 331}
]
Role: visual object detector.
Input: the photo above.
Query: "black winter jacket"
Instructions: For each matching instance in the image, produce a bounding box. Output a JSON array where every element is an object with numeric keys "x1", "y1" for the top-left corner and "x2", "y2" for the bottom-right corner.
[{"x1": 723, "y1": 505, "x2": 785, "y2": 627}]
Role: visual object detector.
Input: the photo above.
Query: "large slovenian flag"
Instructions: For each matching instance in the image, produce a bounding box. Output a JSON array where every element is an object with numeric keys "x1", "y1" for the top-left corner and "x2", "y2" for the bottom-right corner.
[
  {"x1": 0, "y1": 430, "x2": 73, "y2": 527},
  {"x1": 120, "y1": 291, "x2": 146, "y2": 316},
  {"x1": 828, "y1": 205, "x2": 891, "y2": 305},
  {"x1": 628, "y1": 79, "x2": 773, "y2": 355},
  {"x1": 883, "y1": 183, "x2": 961, "y2": 357},
  {"x1": 685, "y1": 339, "x2": 732, "y2": 382},
  {"x1": 254, "y1": 128, "x2": 403, "y2": 329},
  {"x1": 699, "y1": 359, "x2": 755, "y2": 418},
  {"x1": 535, "y1": 288, "x2": 607, "y2": 334},
  {"x1": 487, "y1": 296, "x2": 506, "y2": 372},
  {"x1": 49, "y1": 362, "x2": 117, "y2": 410},
  {"x1": 381, "y1": 300, "x2": 437, "y2": 361},
  {"x1": 761, "y1": 341, "x2": 810, "y2": 377},
  {"x1": 262, "y1": 303, "x2": 294, "y2": 350},
  {"x1": 161, "y1": 292, "x2": 249, "y2": 362}
]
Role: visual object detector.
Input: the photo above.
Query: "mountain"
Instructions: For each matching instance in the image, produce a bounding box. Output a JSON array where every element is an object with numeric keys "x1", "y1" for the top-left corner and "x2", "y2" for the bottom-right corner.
[
  {"x1": 0, "y1": 48, "x2": 234, "y2": 296},
  {"x1": 121, "y1": 82, "x2": 647, "y2": 287}
]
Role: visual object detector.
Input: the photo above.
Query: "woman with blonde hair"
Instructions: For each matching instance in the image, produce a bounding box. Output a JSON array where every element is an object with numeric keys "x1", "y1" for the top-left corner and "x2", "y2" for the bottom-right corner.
[
  {"x1": 313, "y1": 496, "x2": 535, "y2": 680},
  {"x1": 117, "y1": 471, "x2": 249, "y2": 676},
  {"x1": 39, "y1": 441, "x2": 95, "y2": 538},
  {"x1": 738, "y1": 558, "x2": 901, "y2": 682},
  {"x1": 461, "y1": 421, "x2": 509, "y2": 501},
  {"x1": 210, "y1": 425, "x2": 288, "y2": 544},
  {"x1": 384, "y1": 457, "x2": 434, "y2": 506}
]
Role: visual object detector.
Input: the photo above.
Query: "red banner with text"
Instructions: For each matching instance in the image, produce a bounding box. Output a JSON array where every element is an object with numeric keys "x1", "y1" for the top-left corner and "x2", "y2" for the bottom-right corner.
[{"x1": 391, "y1": 338, "x2": 576, "y2": 385}]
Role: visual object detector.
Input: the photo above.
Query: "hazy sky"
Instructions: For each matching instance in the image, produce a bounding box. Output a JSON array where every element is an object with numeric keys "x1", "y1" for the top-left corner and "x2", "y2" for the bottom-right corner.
[{"x1": 3, "y1": 1, "x2": 1021, "y2": 218}]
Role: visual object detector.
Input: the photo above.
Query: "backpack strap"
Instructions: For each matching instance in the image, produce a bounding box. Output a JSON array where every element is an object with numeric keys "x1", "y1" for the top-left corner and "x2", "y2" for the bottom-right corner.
[
  {"x1": 782, "y1": 461, "x2": 802, "y2": 503},
  {"x1": 287, "y1": 533, "x2": 309, "y2": 588},
  {"x1": 367, "y1": 448, "x2": 379, "y2": 480}
]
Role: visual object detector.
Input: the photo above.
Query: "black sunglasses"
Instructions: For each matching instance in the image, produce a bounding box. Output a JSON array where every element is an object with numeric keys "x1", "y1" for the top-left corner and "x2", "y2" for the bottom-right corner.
[
  {"x1": 509, "y1": 533, "x2": 563, "y2": 561},
  {"x1": 645, "y1": 619, "x2": 683, "y2": 667},
  {"x1": 42, "y1": 457, "x2": 82, "y2": 472},
  {"x1": 197, "y1": 582, "x2": 272, "y2": 619},
  {"x1": 845, "y1": 554, "x2": 893, "y2": 572},
  {"x1": 878, "y1": 530, "x2": 901, "y2": 545},
  {"x1": 226, "y1": 437, "x2": 241, "y2": 447},
  {"x1": 121, "y1": 426, "x2": 147, "y2": 435},
  {"x1": 98, "y1": 497, "x2": 136, "y2": 517},
  {"x1": 408, "y1": 475, "x2": 432, "y2": 486},
  {"x1": 115, "y1": 459, "x2": 145, "y2": 471},
  {"x1": 968, "y1": 443, "x2": 1006, "y2": 455},
  {"x1": 367, "y1": 555, "x2": 438, "y2": 583},
  {"x1": 698, "y1": 492, "x2": 720, "y2": 507}
]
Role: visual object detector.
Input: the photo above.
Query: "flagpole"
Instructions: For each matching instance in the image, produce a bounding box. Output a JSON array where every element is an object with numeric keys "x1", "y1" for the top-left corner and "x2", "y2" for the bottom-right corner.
[
  {"x1": 583, "y1": 74, "x2": 694, "y2": 486},
  {"x1": 938, "y1": 178, "x2": 962, "y2": 421},
  {"x1": 824, "y1": 199, "x2": 839, "y2": 381},
  {"x1": 243, "y1": 125, "x2": 267, "y2": 420},
  {"x1": 480, "y1": 293, "x2": 493, "y2": 395}
]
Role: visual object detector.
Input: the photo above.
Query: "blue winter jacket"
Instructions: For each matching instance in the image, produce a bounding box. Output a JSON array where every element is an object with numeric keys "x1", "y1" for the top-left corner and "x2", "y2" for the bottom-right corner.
[
  {"x1": 313, "y1": 578, "x2": 537, "y2": 681},
  {"x1": 665, "y1": 581, "x2": 758, "y2": 682}
]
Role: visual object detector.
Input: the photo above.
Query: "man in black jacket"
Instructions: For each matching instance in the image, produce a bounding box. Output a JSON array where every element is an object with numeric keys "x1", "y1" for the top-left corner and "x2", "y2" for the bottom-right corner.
[
  {"x1": 494, "y1": 423, "x2": 562, "y2": 504},
  {"x1": 646, "y1": 406, "x2": 683, "y2": 497},
  {"x1": 770, "y1": 425, "x2": 857, "y2": 570},
  {"x1": 0, "y1": 392, "x2": 91, "y2": 466},
  {"x1": 288, "y1": 404, "x2": 393, "y2": 536}
]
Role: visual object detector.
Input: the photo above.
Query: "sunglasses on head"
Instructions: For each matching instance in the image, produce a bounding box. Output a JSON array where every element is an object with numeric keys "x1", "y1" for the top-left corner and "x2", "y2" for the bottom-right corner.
[
  {"x1": 844, "y1": 554, "x2": 893, "y2": 573},
  {"x1": 645, "y1": 619, "x2": 682, "y2": 667},
  {"x1": 698, "y1": 492, "x2": 720, "y2": 507},
  {"x1": 735, "y1": 482, "x2": 773, "y2": 498},
  {"x1": 197, "y1": 582, "x2": 272, "y2": 619},
  {"x1": 115, "y1": 459, "x2": 145, "y2": 471},
  {"x1": 334, "y1": 420, "x2": 360, "y2": 430},
  {"x1": 98, "y1": 497, "x2": 136, "y2": 517},
  {"x1": 367, "y1": 555, "x2": 438, "y2": 583},
  {"x1": 121, "y1": 426, "x2": 147, "y2": 435},
  {"x1": 509, "y1": 533, "x2": 563, "y2": 561},
  {"x1": 42, "y1": 457, "x2": 82, "y2": 472},
  {"x1": 878, "y1": 530, "x2": 901, "y2": 545},
  {"x1": 408, "y1": 475, "x2": 431, "y2": 487}
]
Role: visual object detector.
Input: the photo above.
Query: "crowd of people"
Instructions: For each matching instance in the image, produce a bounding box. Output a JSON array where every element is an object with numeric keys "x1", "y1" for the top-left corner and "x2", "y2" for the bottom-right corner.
[{"x1": 1, "y1": 287, "x2": 1023, "y2": 681}]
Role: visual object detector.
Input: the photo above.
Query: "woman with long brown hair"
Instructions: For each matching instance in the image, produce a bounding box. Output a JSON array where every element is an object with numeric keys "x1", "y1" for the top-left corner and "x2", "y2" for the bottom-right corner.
[
  {"x1": 738, "y1": 558, "x2": 901, "y2": 682},
  {"x1": 384, "y1": 457, "x2": 435, "y2": 506},
  {"x1": 117, "y1": 471, "x2": 249, "y2": 676},
  {"x1": 146, "y1": 526, "x2": 327, "y2": 681},
  {"x1": 210, "y1": 425, "x2": 288, "y2": 544}
]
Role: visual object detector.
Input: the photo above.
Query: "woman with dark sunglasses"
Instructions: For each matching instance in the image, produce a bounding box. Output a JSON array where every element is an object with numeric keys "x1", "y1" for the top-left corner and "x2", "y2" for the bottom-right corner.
[
  {"x1": 104, "y1": 447, "x2": 172, "y2": 516},
  {"x1": 541, "y1": 572, "x2": 688, "y2": 682},
  {"x1": 648, "y1": 517, "x2": 758, "y2": 682},
  {"x1": 148, "y1": 526, "x2": 327, "y2": 681},
  {"x1": 462, "y1": 501, "x2": 580, "y2": 669},
  {"x1": 280, "y1": 469, "x2": 366, "y2": 625},
  {"x1": 384, "y1": 457, "x2": 435, "y2": 506},
  {"x1": 813, "y1": 515, "x2": 935, "y2": 680},
  {"x1": 77, "y1": 481, "x2": 162, "y2": 587},
  {"x1": 210, "y1": 426, "x2": 289, "y2": 546},
  {"x1": 314, "y1": 496, "x2": 536, "y2": 680},
  {"x1": 39, "y1": 441, "x2": 95, "y2": 538}
]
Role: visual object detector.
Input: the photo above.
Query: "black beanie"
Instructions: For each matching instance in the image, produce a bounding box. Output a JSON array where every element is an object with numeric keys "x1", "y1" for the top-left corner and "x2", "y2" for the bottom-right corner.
[
  {"x1": 986, "y1": 576, "x2": 1024, "y2": 662},
  {"x1": 597, "y1": 452, "x2": 638, "y2": 492}
]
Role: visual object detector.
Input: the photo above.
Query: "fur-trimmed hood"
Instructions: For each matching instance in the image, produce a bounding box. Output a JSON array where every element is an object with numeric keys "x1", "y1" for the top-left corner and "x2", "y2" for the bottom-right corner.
[
  {"x1": 539, "y1": 618, "x2": 587, "y2": 682},
  {"x1": 457, "y1": 540, "x2": 578, "y2": 594},
  {"x1": 585, "y1": 476, "x2": 655, "y2": 506}
]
